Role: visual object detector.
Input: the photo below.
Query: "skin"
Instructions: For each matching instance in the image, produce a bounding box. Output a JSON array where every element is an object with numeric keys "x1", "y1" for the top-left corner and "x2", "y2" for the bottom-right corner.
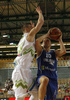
[
  {"x1": 35, "y1": 28, "x2": 66, "y2": 100},
  {"x1": 22, "y1": 6, "x2": 44, "y2": 100},
  {"x1": 23, "y1": 6, "x2": 44, "y2": 43}
]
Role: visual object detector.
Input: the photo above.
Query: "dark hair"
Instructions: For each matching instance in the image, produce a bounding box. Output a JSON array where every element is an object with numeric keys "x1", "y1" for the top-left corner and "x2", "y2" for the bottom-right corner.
[{"x1": 21, "y1": 23, "x2": 31, "y2": 32}]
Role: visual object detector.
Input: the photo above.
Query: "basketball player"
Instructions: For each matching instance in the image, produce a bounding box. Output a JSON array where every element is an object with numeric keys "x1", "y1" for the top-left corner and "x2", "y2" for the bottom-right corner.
[
  {"x1": 12, "y1": 6, "x2": 44, "y2": 100},
  {"x1": 35, "y1": 29, "x2": 66, "y2": 100}
]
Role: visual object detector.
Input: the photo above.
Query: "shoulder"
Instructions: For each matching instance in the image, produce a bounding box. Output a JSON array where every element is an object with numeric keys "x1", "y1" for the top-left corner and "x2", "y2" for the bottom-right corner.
[
  {"x1": 24, "y1": 33, "x2": 35, "y2": 43},
  {"x1": 50, "y1": 50, "x2": 58, "y2": 59},
  {"x1": 37, "y1": 50, "x2": 44, "y2": 59},
  {"x1": 50, "y1": 50, "x2": 56, "y2": 57},
  {"x1": 50, "y1": 50, "x2": 55, "y2": 53}
]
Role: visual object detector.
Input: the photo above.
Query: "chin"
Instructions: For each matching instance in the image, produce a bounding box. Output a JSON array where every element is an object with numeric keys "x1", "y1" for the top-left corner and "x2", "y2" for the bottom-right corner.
[{"x1": 44, "y1": 46, "x2": 49, "y2": 48}]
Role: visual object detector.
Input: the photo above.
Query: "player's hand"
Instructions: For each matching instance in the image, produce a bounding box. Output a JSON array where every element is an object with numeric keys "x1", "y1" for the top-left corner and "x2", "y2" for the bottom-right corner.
[
  {"x1": 36, "y1": 6, "x2": 42, "y2": 14},
  {"x1": 30, "y1": 21, "x2": 35, "y2": 28},
  {"x1": 57, "y1": 34, "x2": 62, "y2": 41}
]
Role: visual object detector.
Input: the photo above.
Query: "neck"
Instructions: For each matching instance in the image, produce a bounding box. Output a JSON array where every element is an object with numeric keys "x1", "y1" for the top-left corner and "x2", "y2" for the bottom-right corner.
[{"x1": 44, "y1": 47, "x2": 50, "y2": 52}]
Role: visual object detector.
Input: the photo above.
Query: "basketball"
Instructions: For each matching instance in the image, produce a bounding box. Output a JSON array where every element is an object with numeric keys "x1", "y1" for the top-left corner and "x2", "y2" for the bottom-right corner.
[{"x1": 49, "y1": 27, "x2": 62, "y2": 40}]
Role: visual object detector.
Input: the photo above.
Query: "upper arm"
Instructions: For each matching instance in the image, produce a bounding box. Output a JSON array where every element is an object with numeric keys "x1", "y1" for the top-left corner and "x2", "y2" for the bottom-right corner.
[{"x1": 35, "y1": 39, "x2": 43, "y2": 56}]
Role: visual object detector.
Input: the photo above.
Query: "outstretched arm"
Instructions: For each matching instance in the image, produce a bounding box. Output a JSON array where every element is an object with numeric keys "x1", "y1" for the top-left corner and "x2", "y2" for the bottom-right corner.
[
  {"x1": 55, "y1": 35, "x2": 66, "y2": 57},
  {"x1": 27, "y1": 6, "x2": 44, "y2": 42}
]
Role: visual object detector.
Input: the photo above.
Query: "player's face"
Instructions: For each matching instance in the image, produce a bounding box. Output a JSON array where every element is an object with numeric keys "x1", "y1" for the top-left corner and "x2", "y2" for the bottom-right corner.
[{"x1": 43, "y1": 38, "x2": 51, "y2": 48}]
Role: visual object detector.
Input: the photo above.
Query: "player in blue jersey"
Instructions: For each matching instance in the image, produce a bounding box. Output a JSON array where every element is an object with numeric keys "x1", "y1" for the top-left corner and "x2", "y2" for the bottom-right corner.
[{"x1": 35, "y1": 28, "x2": 66, "y2": 100}]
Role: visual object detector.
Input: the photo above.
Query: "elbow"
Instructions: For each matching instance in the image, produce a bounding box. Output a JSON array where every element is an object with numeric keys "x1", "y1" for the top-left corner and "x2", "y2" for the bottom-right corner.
[
  {"x1": 39, "y1": 18, "x2": 44, "y2": 25},
  {"x1": 35, "y1": 19, "x2": 44, "y2": 33},
  {"x1": 64, "y1": 50, "x2": 66, "y2": 54},
  {"x1": 62, "y1": 50, "x2": 66, "y2": 55},
  {"x1": 36, "y1": 20, "x2": 44, "y2": 32},
  {"x1": 64, "y1": 49, "x2": 66, "y2": 54},
  {"x1": 41, "y1": 19, "x2": 44, "y2": 25}
]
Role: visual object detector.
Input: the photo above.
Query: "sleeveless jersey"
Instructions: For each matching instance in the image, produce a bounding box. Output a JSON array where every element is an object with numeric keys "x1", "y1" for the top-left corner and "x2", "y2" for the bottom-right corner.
[
  {"x1": 14, "y1": 33, "x2": 35, "y2": 68},
  {"x1": 12, "y1": 33, "x2": 35, "y2": 98},
  {"x1": 37, "y1": 50, "x2": 58, "y2": 80}
]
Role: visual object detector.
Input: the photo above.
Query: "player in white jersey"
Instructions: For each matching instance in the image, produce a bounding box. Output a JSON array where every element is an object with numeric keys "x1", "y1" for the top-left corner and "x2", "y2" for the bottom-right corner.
[{"x1": 12, "y1": 6, "x2": 44, "y2": 100}]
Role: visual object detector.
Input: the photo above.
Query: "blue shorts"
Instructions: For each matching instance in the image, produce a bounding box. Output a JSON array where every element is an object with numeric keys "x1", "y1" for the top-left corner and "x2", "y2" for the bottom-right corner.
[
  {"x1": 37, "y1": 75, "x2": 45, "y2": 84},
  {"x1": 37, "y1": 75, "x2": 58, "y2": 100}
]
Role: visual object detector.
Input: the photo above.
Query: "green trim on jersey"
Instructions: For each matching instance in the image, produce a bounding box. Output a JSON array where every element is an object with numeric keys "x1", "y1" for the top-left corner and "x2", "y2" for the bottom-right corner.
[
  {"x1": 23, "y1": 46, "x2": 34, "y2": 57},
  {"x1": 18, "y1": 42, "x2": 23, "y2": 54},
  {"x1": 15, "y1": 79, "x2": 28, "y2": 89}
]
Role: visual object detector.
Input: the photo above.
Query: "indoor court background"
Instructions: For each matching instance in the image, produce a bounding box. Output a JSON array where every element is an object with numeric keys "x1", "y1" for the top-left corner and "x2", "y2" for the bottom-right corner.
[{"x1": 0, "y1": 0, "x2": 70, "y2": 100}]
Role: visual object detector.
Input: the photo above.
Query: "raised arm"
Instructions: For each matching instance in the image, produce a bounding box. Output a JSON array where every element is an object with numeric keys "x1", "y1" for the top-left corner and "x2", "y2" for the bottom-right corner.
[
  {"x1": 27, "y1": 6, "x2": 44, "y2": 42},
  {"x1": 55, "y1": 35, "x2": 66, "y2": 57},
  {"x1": 35, "y1": 33, "x2": 50, "y2": 56}
]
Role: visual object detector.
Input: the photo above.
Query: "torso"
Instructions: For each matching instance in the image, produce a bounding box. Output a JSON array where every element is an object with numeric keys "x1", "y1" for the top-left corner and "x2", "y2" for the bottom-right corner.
[
  {"x1": 37, "y1": 50, "x2": 58, "y2": 80},
  {"x1": 14, "y1": 33, "x2": 35, "y2": 68}
]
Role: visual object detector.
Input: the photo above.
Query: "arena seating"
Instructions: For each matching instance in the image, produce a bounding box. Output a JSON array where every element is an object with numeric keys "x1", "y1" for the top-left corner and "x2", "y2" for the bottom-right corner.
[{"x1": 0, "y1": 58, "x2": 70, "y2": 99}]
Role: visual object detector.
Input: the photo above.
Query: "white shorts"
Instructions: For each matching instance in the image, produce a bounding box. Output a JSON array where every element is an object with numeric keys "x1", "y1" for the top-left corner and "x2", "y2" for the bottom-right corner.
[{"x1": 12, "y1": 65, "x2": 33, "y2": 99}]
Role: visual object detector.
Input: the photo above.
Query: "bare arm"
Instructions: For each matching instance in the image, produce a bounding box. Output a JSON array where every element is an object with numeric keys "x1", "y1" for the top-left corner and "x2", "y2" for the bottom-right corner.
[
  {"x1": 27, "y1": 6, "x2": 44, "y2": 42},
  {"x1": 35, "y1": 33, "x2": 49, "y2": 57},
  {"x1": 55, "y1": 35, "x2": 66, "y2": 57}
]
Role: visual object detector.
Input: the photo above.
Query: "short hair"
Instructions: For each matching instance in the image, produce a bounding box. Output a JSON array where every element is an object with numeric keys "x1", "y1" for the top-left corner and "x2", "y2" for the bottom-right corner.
[{"x1": 21, "y1": 23, "x2": 31, "y2": 32}]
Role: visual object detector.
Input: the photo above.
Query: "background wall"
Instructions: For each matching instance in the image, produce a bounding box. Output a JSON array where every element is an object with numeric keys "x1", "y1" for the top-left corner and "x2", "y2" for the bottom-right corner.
[{"x1": 0, "y1": 67, "x2": 70, "y2": 84}]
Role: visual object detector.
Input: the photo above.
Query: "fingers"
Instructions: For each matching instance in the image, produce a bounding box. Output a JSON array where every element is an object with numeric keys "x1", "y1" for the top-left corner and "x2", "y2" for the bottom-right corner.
[
  {"x1": 56, "y1": 35, "x2": 62, "y2": 41},
  {"x1": 30, "y1": 20, "x2": 35, "y2": 28},
  {"x1": 36, "y1": 6, "x2": 40, "y2": 11},
  {"x1": 36, "y1": 6, "x2": 42, "y2": 13},
  {"x1": 30, "y1": 21, "x2": 33, "y2": 25}
]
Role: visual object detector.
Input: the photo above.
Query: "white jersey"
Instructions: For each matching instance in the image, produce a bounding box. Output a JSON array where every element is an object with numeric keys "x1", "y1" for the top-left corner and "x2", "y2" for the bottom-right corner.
[
  {"x1": 14, "y1": 33, "x2": 35, "y2": 69},
  {"x1": 12, "y1": 33, "x2": 35, "y2": 99}
]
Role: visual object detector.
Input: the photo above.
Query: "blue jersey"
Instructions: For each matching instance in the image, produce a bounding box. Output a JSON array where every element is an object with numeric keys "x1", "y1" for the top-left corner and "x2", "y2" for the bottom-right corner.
[
  {"x1": 37, "y1": 50, "x2": 58, "y2": 100},
  {"x1": 37, "y1": 50, "x2": 58, "y2": 80}
]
